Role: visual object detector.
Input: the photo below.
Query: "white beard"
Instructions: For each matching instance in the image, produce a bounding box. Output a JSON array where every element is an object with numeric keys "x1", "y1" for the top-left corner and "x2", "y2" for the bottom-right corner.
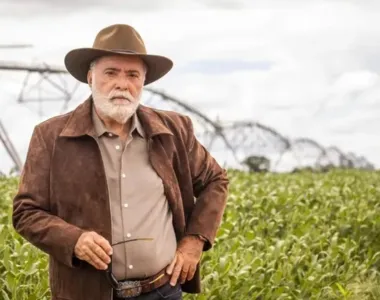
[{"x1": 91, "y1": 83, "x2": 142, "y2": 124}]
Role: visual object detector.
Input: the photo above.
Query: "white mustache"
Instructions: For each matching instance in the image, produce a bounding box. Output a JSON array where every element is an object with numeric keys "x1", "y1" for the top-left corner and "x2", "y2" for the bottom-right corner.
[{"x1": 108, "y1": 91, "x2": 134, "y2": 102}]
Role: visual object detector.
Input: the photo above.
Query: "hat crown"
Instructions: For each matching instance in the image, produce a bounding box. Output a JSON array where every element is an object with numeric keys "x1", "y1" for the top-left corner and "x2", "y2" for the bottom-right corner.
[
  {"x1": 92, "y1": 24, "x2": 147, "y2": 54},
  {"x1": 64, "y1": 23, "x2": 173, "y2": 85}
]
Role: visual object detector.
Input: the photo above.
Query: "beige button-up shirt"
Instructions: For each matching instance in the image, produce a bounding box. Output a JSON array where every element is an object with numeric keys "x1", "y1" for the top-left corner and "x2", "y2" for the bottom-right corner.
[{"x1": 91, "y1": 105, "x2": 177, "y2": 280}]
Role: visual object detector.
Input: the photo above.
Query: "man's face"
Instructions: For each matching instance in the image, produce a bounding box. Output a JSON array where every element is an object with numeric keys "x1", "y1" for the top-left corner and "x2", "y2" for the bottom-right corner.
[{"x1": 87, "y1": 55, "x2": 146, "y2": 124}]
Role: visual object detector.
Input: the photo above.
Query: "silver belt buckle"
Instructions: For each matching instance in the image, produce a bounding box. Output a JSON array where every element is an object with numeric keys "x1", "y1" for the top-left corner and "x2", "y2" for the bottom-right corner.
[{"x1": 116, "y1": 280, "x2": 142, "y2": 298}]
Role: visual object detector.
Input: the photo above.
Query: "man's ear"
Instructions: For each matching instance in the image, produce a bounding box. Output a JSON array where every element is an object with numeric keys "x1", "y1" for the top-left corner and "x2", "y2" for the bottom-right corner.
[{"x1": 87, "y1": 70, "x2": 92, "y2": 87}]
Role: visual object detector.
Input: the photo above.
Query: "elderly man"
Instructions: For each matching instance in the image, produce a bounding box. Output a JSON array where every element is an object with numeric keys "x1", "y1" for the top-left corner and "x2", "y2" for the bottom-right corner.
[{"x1": 12, "y1": 24, "x2": 229, "y2": 300}]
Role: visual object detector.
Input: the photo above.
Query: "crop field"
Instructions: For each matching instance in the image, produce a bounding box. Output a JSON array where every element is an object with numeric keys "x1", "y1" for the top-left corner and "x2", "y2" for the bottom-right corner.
[{"x1": 1, "y1": 169, "x2": 380, "y2": 299}]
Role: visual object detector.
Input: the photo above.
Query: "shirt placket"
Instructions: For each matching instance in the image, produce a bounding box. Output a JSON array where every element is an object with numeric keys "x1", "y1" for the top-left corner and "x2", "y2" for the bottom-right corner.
[
  {"x1": 106, "y1": 133, "x2": 125, "y2": 280},
  {"x1": 120, "y1": 136, "x2": 134, "y2": 278}
]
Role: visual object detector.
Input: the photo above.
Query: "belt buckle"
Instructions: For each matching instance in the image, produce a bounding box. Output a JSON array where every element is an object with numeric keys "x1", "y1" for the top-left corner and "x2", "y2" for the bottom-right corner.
[{"x1": 116, "y1": 280, "x2": 142, "y2": 298}]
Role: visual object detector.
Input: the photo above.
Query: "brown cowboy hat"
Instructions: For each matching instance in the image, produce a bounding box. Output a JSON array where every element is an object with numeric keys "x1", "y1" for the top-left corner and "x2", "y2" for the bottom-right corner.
[{"x1": 64, "y1": 24, "x2": 173, "y2": 85}]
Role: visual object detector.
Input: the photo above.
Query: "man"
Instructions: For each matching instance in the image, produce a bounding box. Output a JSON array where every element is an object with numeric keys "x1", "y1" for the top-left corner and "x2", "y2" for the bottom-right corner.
[{"x1": 12, "y1": 24, "x2": 229, "y2": 300}]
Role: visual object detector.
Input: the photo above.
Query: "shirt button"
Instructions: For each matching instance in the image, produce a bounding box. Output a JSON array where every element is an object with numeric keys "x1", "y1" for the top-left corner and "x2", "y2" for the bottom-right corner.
[
  {"x1": 123, "y1": 203, "x2": 129, "y2": 208},
  {"x1": 122, "y1": 173, "x2": 126, "y2": 178},
  {"x1": 129, "y1": 265, "x2": 133, "y2": 269},
  {"x1": 115, "y1": 145, "x2": 120, "y2": 150},
  {"x1": 126, "y1": 233, "x2": 131, "y2": 238}
]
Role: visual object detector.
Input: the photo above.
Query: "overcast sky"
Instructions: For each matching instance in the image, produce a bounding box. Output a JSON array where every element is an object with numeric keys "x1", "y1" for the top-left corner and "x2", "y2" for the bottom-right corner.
[{"x1": 1, "y1": 0, "x2": 380, "y2": 173}]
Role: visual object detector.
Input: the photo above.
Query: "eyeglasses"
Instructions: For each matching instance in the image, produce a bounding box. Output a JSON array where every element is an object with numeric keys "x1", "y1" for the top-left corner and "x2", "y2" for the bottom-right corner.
[{"x1": 105, "y1": 237, "x2": 153, "y2": 290}]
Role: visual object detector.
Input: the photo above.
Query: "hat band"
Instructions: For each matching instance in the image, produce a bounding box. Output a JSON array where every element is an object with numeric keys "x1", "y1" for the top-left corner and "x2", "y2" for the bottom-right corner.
[{"x1": 110, "y1": 49, "x2": 138, "y2": 54}]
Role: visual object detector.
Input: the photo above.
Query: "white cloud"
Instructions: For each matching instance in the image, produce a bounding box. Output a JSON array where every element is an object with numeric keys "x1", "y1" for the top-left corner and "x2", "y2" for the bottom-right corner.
[{"x1": 1, "y1": 1, "x2": 380, "y2": 173}]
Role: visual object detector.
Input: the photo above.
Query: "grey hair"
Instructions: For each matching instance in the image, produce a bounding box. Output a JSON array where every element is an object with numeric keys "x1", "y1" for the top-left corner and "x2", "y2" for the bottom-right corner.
[{"x1": 89, "y1": 59, "x2": 97, "y2": 71}]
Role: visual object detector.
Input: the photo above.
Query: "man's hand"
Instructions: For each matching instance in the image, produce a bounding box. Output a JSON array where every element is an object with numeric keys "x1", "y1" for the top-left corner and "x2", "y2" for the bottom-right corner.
[
  {"x1": 166, "y1": 235, "x2": 204, "y2": 286},
  {"x1": 74, "y1": 231, "x2": 113, "y2": 270}
]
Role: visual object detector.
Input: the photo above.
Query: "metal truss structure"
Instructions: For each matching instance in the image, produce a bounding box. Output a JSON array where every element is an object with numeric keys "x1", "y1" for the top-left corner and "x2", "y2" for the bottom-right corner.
[
  {"x1": 0, "y1": 120, "x2": 23, "y2": 174},
  {"x1": 0, "y1": 45, "x2": 81, "y2": 174},
  {"x1": 0, "y1": 60, "x2": 80, "y2": 115},
  {"x1": 0, "y1": 60, "x2": 375, "y2": 174},
  {"x1": 140, "y1": 90, "x2": 375, "y2": 171}
]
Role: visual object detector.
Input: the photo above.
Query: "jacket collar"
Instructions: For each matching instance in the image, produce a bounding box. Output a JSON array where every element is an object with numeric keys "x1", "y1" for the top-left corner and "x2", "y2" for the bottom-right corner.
[{"x1": 59, "y1": 96, "x2": 173, "y2": 138}]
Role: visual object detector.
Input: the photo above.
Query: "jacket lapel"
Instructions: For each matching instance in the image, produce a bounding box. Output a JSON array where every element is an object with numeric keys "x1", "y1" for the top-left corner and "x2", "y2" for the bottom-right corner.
[
  {"x1": 147, "y1": 137, "x2": 184, "y2": 237},
  {"x1": 59, "y1": 96, "x2": 95, "y2": 138},
  {"x1": 137, "y1": 105, "x2": 184, "y2": 238}
]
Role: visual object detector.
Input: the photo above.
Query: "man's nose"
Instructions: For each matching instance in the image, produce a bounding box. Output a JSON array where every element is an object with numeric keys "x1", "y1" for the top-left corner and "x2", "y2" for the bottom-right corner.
[{"x1": 115, "y1": 76, "x2": 130, "y2": 91}]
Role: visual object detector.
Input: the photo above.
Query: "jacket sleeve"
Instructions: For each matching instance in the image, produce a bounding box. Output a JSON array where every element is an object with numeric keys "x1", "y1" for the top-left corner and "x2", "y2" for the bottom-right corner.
[
  {"x1": 12, "y1": 125, "x2": 85, "y2": 268},
  {"x1": 183, "y1": 116, "x2": 229, "y2": 251}
]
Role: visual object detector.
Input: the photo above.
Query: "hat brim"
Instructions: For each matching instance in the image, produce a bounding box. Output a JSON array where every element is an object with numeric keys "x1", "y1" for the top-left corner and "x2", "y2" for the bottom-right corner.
[{"x1": 64, "y1": 48, "x2": 173, "y2": 86}]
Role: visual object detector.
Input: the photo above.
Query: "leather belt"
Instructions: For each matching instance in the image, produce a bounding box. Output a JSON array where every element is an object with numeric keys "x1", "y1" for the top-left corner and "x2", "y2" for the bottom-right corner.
[{"x1": 114, "y1": 268, "x2": 170, "y2": 299}]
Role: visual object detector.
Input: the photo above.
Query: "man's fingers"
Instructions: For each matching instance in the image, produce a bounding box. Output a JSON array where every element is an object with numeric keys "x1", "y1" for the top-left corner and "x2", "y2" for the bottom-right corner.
[
  {"x1": 166, "y1": 254, "x2": 177, "y2": 275},
  {"x1": 91, "y1": 243, "x2": 111, "y2": 265},
  {"x1": 186, "y1": 264, "x2": 196, "y2": 281},
  {"x1": 170, "y1": 256, "x2": 184, "y2": 286},
  {"x1": 93, "y1": 233, "x2": 113, "y2": 256},
  {"x1": 74, "y1": 231, "x2": 113, "y2": 270},
  {"x1": 82, "y1": 254, "x2": 94, "y2": 267},
  {"x1": 84, "y1": 247, "x2": 108, "y2": 270},
  {"x1": 179, "y1": 264, "x2": 189, "y2": 284}
]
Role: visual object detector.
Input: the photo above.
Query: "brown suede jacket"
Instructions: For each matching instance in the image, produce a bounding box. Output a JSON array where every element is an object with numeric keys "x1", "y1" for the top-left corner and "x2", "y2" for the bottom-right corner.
[{"x1": 12, "y1": 97, "x2": 229, "y2": 300}]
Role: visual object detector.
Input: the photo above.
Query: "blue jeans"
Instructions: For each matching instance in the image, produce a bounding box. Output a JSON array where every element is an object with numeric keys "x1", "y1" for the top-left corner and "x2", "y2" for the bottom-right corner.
[{"x1": 114, "y1": 282, "x2": 182, "y2": 300}]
